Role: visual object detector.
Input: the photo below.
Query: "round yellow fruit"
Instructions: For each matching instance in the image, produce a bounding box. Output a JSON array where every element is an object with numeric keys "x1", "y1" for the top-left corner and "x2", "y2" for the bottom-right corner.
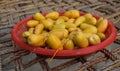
[
  {"x1": 89, "y1": 34, "x2": 101, "y2": 45},
  {"x1": 63, "y1": 39, "x2": 74, "y2": 50}
]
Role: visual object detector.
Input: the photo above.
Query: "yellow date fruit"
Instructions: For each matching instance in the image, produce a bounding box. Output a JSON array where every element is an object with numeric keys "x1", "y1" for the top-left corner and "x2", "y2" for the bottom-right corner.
[
  {"x1": 89, "y1": 34, "x2": 101, "y2": 45},
  {"x1": 96, "y1": 19, "x2": 108, "y2": 33},
  {"x1": 45, "y1": 12, "x2": 59, "y2": 19},
  {"x1": 27, "y1": 20, "x2": 39, "y2": 27},
  {"x1": 28, "y1": 34, "x2": 46, "y2": 46},
  {"x1": 28, "y1": 28, "x2": 34, "y2": 34},
  {"x1": 55, "y1": 18, "x2": 65, "y2": 24},
  {"x1": 80, "y1": 23, "x2": 97, "y2": 34},
  {"x1": 64, "y1": 10, "x2": 80, "y2": 18},
  {"x1": 96, "y1": 32, "x2": 106, "y2": 41},
  {"x1": 41, "y1": 19, "x2": 54, "y2": 30},
  {"x1": 63, "y1": 39, "x2": 74, "y2": 50},
  {"x1": 51, "y1": 23, "x2": 66, "y2": 30},
  {"x1": 74, "y1": 16, "x2": 86, "y2": 26},
  {"x1": 34, "y1": 24, "x2": 44, "y2": 34},
  {"x1": 84, "y1": 13, "x2": 93, "y2": 20},
  {"x1": 46, "y1": 34, "x2": 63, "y2": 50},
  {"x1": 50, "y1": 29, "x2": 68, "y2": 39},
  {"x1": 73, "y1": 32, "x2": 89, "y2": 48},
  {"x1": 59, "y1": 16, "x2": 69, "y2": 21},
  {"x1": 22, "y1": 31, "x2": 31, "y2": 38},
  {"x1": 85, "y1": 17, "x2": 97, "y2": 25},
  {"x1": 83, "y1": 26, "x2": 97, "y2": 34},
  {"x1": 33, "y1": 12, "x2": 45, "y2": 21}
]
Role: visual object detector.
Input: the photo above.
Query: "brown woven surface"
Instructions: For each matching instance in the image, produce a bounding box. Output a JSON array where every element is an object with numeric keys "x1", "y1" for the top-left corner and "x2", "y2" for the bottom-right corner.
[{"x1": 0, "y1": 0, "x2": 120, "y2": 71}]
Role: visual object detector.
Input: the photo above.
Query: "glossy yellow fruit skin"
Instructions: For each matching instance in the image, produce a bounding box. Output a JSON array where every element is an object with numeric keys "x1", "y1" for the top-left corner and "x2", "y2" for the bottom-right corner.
[
  {"x1": 73, "y1": 32, "x2": 89, "y2": 48},
  {"x1": 59, "y1": 16, "x2": 69, "y2": 21},
  {"x1": 34, "y1": 24, "x2": 44, "y2": 34},
  {"x1": 28, "y1": 28, "x2": 34, "y2": 34},
  {"x1": 33, "y1": 12, "x2": 45, "y2": 21},
  {"x1": 89, "y1": 34, "x2": 101, "y2": 45},
  {"x1": 27, "y1": 20, "x2": 39, "y2": 27},
  {"x1": 28, "y1": 34, "x2": 46, "y2": 46},
  {"x1": 46, "y1": 34, "x2": 63, "y2": 50},
  {"x1": 51, "y1": 23, "x2": 66, "y2": 30},
  {"x1": 80, "y1": 23, "x2": 97, "y2": 34},
  {"x1": 96, "y1": 19, "x2": 108, "y2": 33},
  {"x1": 45, "y1": 12, "x2": 59, "y2": 19},
  {"x1": 64, "y1": 10, "x2": 80, "y2": 18},
  {"x1": 67, "y1": 18, "x2": 75, "y2": 24},
  {"x1": 50, "y1": 29, "x2": 68, "y2": 39},
  {"x1": 97, "y1": 17, "x2": 103, "y2": 25},
  {"x1": 22, "y1": 31, "x2": 31, "y2": 38},
  {"x1": 83, "y1": 33, "x2": 92, "y2": 39},
  {"x1": 41, "y1": 31, "x2": 49, "y2": 37},
  {"x1": 68, "y1": 28, "x2": 81, "y2": 32},
  {"x1": 66, "y1": 23, "x2": 77, "y2": 29},
  {"x1": 96, "y1": 32, "x2": 106, "y2": 41},
  {"x1": 85, "y1": 17, "x2": 97, "y2": 25},
  {"x1": 68, "y1": 32, "x2": 77, "y2": 39},
  {"x1": 63, "y1": 39, "x2": 74, "y2": 50},
  {"x1": 84, "y1": 13, "x2": 93, "y2": 19},
  {"x1": 74, "y1": 16, "x2": 86, "y2": 26},
  {"x1": 83, "y1": 26, "x2": 97, "y2": 34},
  {"x1": 80, "y1": 23, "x2": 91, "y2": 30},
  {"x1": 55, "y1": 18, "x2": 65, "y2": 24},
  {"x1": 41, "y1": 19, "x2": 54, "y2": 30}
]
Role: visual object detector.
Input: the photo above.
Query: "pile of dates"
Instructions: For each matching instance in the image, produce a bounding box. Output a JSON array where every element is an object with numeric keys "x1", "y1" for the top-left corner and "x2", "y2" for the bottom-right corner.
[{"x1": 22, "y1": 10, "x2": 108, "y2": 50}]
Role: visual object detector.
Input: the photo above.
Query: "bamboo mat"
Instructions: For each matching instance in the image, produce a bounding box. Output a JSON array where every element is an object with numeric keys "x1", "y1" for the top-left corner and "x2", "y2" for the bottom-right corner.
[{"x1": 0, "y1": 0, "x2": 120, "y2": 71}]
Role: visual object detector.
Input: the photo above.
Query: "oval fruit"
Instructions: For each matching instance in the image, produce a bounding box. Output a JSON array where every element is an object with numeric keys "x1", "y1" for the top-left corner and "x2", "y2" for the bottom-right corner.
[
  {"x1": 84, "y1": 13, "x2": 93, "y2": 19},
  {"x1": 59, "y1": 16, "x2": 69, "y2": 21},
  {"x1": 73, "y1": 32, "x2": 89, "y2": 48},
  {"x1": 22, "y1": 31, "x2": 31, "y2": 38},
  {"x1": 96, "y1": 32, "x2": 106, "y2": 41},
  {"x1": 63, "y1": 39, "x2": 74, "y2": 50},
  {"x1": 96, "y1": 19, "x2": 108, "y2": 33},
  {"x1": 50, "y1": 29, "x2": 68, "y2": 39},
  {"x1": 89, "y1": 34, "x2": 101, "y2": 45},
  {"x1": 83, "y1": 26, "x2": 97, "y2": 34},
  {"x1": 41, "y1": 19, "x2": 54, "y2": 30},
  {"x1": 55, "y1": 18, "x2": 65, "y2": 24},
  {"x1": 34, "y1": 24, "x2": 44, "y2": 34},
  {"x1": 33, "y1": 12, "x2": 45, "y2": 21},
  {"x1": 27, "y1": 34, "x2": 46, "y2": 46},
  {"x1": 74, "y1": 16, "x2": 86, "y2": 26},
  {"x1": 64, "y1": 10, "x2": 80, "y2": 18},
  {"x1": 27, "y1": 20, "x2": 39, "y2": 27},
  {"x1": 46, "y1": 34, "x2": 63, "y2": 50},
  {"x1": 45, "y1": 12, "x2": 59, "y2": 19}
]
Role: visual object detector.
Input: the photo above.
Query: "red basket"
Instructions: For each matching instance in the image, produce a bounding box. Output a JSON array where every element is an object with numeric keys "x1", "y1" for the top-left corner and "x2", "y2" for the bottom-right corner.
[{"x1": 11, "y1": 12, "x2": 117, "y2": 59}]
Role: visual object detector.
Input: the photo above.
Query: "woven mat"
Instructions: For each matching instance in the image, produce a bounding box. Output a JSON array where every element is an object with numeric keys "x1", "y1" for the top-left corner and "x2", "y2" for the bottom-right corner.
[{"x1": 0, "y1": 0, "x2": 120, "y2": 71}]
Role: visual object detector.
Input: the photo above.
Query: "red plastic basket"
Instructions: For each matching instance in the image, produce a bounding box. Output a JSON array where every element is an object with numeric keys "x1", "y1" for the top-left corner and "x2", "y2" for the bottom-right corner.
[{"x1": 11, "y1": 12, "x2": 117, "y2": 59}]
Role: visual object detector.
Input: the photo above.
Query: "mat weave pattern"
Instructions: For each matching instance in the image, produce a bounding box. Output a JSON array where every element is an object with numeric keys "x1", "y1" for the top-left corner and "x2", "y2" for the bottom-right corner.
[{"x1": 0, "y1": 0, "x2": 120, "y2": 71}]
